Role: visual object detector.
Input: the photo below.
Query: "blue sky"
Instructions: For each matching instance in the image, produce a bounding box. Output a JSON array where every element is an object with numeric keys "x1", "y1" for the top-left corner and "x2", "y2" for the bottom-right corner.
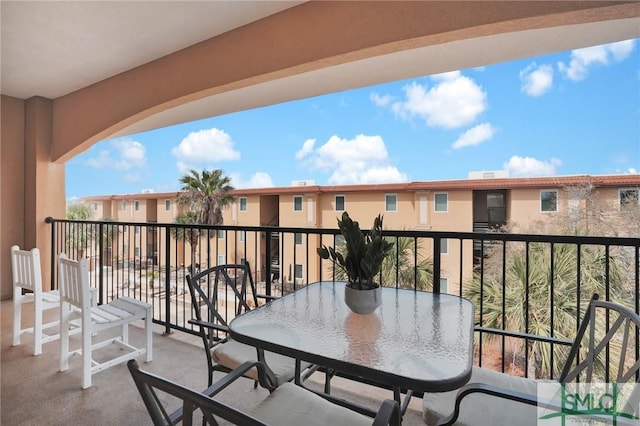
[{"x1": 66, "y1": 39, "x2": 639, "y2": 199}]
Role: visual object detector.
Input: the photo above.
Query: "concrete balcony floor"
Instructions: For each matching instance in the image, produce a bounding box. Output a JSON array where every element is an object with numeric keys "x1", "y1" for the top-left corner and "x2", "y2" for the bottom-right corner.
[{"x1": 1, "y1": 300, "x2": 424, "y2": 425}]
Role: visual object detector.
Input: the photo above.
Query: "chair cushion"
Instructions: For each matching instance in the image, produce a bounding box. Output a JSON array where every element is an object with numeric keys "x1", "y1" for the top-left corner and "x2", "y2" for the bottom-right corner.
[
  {"x1": 422, "y1": 366, "x2": 551, "y2": 426},
  {"x1": 213, "y1": 338, "x2": 311, "y2": 384},
  {"x1": 250, "y1": 382, "x2": 372, "y2": 426}
]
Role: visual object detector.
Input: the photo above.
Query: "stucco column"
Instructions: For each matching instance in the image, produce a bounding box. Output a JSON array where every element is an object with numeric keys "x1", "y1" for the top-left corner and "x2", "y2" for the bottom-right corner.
[
  {"x1": 24, "y1": 97, "x2": 65, "y2": 291},
  {"x1": 1, "y1": 96, "x2": 26, "y2": 298}
]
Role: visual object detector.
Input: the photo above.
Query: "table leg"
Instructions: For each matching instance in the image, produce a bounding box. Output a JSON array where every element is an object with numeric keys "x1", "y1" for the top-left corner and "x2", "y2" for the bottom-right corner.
[{"x1": 393, "y1": 387, "x2": 414, "y2": 418}]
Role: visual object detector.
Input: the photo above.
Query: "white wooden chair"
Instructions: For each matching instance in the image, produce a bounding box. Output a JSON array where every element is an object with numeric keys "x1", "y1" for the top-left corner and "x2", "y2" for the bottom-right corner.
[
  {"x1": 58, "y1": 252, "x2": 153, "y2": 389},
  {"x1": 11, "y1": 245, "x2": 63, "y2": 355}
]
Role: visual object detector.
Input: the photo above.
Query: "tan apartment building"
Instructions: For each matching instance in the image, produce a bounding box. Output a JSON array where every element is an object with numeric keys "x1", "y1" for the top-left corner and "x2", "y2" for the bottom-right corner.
[{"x1": 80, "y1": 173, "x2": 640, "y2": 294}]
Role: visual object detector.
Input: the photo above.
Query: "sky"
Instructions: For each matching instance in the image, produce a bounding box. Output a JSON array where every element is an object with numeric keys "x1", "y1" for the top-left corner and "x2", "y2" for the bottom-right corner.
[{"x1": 66, "y1": 38, "x2": 640, "y2": 200}]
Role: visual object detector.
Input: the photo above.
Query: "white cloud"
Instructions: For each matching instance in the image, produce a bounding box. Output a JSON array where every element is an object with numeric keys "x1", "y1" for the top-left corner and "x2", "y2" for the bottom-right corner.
[
  {"x1": 230, "y1": 172, "x2": 274, "y2": 188},
  {"x1": 122, "y1": 172, "x2": 143, "y2": 184},
  {"x1": 431, "y1": 70, "x2": 461, "y2": 82},
  {"x1": 171, "y1": 128, "x2": 240, "y2": 172},
  {"x1": 295, "y1": 138, "x2": 316, "y2": 160},
  {"x1": 452, "y1": 123, "x2": 496, "y2": 149},
  {"x1": 309, "y1": 134, "x2": 389, "y2": 170},
  {"x1": 328, "y1": 165, "x2": 408, "y2": 185},
  {"x1": 558, "y1": 39, "x2": 635, "y2": 81},
  {"x1": 297, "y1": 134, "x2": 408, "y2": 185},
  {"x1": 370, "y1": 92, "x2": 395, "y2": 107},
  {"x1": 520, "y1": 63, "x2": 553, "y2": 97},
  {"x1": 390, "y1": 74, "x2": 487, "y2": 129},
  {"x1": 86, "y1": 138, "x2": 146, "y2": 171},
  {"x1": 504, "y1": 155, "x2": 562, "y2": 177},
  {"x1": 608, "y1": 39, "x2": 635, "y2": 61}
]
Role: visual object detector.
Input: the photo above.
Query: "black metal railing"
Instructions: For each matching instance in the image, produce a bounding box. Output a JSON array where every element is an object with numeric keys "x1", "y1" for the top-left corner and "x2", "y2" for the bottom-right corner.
[{"x1": 45, "y1": 217, "x2": 640, "y2": 382}]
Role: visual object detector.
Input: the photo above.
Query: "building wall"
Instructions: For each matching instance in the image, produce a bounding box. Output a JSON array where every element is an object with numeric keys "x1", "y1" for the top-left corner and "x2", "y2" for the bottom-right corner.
[
  {"x1": 78, "y1": 175, "x2": 640, "y2": 295},
  {"x1": 509, "y1": 188, "x2": 556, "y2": 232},
  {"x1": 157, "y1": 197, "x2": 177, "y2": 223}
]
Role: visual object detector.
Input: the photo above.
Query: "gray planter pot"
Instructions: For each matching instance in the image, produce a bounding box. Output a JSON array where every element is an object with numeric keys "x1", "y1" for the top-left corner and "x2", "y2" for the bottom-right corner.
[{"x1": 344, "y1": 284, "x2": 382, "y2": 314}]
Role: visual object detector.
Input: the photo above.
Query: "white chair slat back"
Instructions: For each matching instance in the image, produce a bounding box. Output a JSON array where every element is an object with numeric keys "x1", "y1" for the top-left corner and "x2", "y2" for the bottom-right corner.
[
  {"x1": 57, "y1": 254, "x2": 91, "y2": 310},
  {"x1": 11, "y1": 245, "x2": 41, "y2": 293}
]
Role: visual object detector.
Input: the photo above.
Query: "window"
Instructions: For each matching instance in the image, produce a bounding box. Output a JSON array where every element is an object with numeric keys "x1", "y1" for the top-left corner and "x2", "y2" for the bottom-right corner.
[
  {"x1": 434, "y1": 193, "x2": 448, "y2": 212},
  {"x1": 620, "y1": 189, "x2": 639, "y2": 210},
  {"x1": 165, "y1": 199, "x2": 171, "y2": 211},
  {"x1": 541, "y1": 190, "x2": 558, "y2": 212},
  {"x1": 134, "y1": 200, "x2": 140, "y2": 211},
  {"x1": 135, "y1": 226, "x2": 140, "y2": 234},
  {"x1": 217, "y1": 255, "x2": 225, "y2": 266},
  {"x1": 240, "y1": 257, "x2": 246, "y2": 266},
  {"x1": 295, "y1": 233, "x2": 303, "y2": 245},
  {"x1": 121, "y1": 200, "x2": 128, "y2": 211},
  {"x1": 239, "y1": 197, "x2": 247, "y2": 212},
  {"x1": 239, "y1": 230, "x2": 245, "y2": 242},
  {"x1": 335, "y1": 235, "x2": 345, "y2": 247},
  {"x1": 294, "y1": 264, "x2": 303, "y2": 279},
  {"x1": 134, "y1": 247, "x2": 140, "y2": 257},
  {"x1": 486, "y1": 192, "x2": 506, "y2": 223},
  {"x1": 335, "y1": 195, "x2": 345, "y2": 211},
  {"x1": 93, "y1": 202, "x2": 98, "y2": 211},
  {"x1": 439, "y1": 278, "x2": 448, "y2": 294},
  {"x1": 385, "y1": 194, "x2": 397, "y2": 212},
  {"x1": 217, "y1": 229, "x2": 224, "y2": 239},
  {"x1": 440, "y1": 238, "x2": 448, "y2": 255},
  {"x1": 293, "y1": 196, "x2": 303, "y2": 212}
]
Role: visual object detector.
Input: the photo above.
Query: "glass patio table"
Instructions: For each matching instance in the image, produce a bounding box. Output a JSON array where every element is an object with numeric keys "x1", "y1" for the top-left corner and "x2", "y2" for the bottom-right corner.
[{"x1": 229, "y1": 281, "x2": 475, "y2": 413}]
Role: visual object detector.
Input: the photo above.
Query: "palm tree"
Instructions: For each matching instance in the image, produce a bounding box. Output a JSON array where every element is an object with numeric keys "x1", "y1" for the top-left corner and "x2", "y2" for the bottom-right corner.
[
  {"x1": 170, "y1": 211, "x2": 201, "y2": 275},
  {"x1": 100, "y1": 218, "x2": 120, "y2": 266},
  {"x1": 466, "y1": 241, "x2": 626, "y2": 379},
  {"x1": 177, "y1": 169, "x2": 235, "y2": 225},
  {"x1": 66, "y1": 202, "x2": 94, "y2": 259},
  {"x1": 379, "y1": 236, "x2": 433, "y2": 290}
]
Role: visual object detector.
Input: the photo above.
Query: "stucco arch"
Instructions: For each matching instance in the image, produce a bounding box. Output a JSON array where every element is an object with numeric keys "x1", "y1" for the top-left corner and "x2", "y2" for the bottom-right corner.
[{"x1": 51, "y1": 1, "x2": 640, "y2": 163}]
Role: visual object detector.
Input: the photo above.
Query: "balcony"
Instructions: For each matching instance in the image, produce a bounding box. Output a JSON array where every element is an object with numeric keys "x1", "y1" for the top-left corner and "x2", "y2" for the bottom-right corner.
[
  {"x1": 4, "y1": 218, "x2": 638, "y2": 424},
  {"x1": 0, "y1": 298, "x2": 425, "y2": 424}
]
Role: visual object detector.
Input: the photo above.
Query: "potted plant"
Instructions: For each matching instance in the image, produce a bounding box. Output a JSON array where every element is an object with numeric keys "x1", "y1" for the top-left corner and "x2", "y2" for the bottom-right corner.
[{"x1": 318, "y1": 212, "x2": 394, "y2": 314}]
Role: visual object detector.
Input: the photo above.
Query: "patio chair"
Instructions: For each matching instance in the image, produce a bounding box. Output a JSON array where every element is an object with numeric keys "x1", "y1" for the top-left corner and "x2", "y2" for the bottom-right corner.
[
  {"x1": 186, "y1": 264, "x2": 313, "y2": 389},
  {"x1": 423, "y1": 294, "x2": 640, "y2": 426},
  {"x1": 11, "y1": 245, "x2": 64, "y2": 356},
  {"x1": 58, "y1": 253, "x2": 153, "y2": 389},
  {"x1": 128, "y1": 359, "x2": 401, "y2": 426}
]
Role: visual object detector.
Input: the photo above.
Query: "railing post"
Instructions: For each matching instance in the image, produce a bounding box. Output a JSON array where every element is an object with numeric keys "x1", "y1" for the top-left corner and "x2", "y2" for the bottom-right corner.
[
  {"x1": 265, "y1": 230, "x2": 272, "y2": 297},
  {"x1": 98, "y1": 223, "x2": 104, "y2": 305},
  {"x1": 163, "y1": 226, "x2": 172, "y2": 335},
  {"x1": 433, "y1": 236, "x2": 441, "y2": 293},
  {"x1": 45, "y1": 216, "x2": 56, "y2": 290}
]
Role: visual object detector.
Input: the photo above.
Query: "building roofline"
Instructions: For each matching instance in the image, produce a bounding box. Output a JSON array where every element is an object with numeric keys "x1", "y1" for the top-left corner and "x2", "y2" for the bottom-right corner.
[{"x1": 78, "y1": 174, "x2": 640, "y2": 201}]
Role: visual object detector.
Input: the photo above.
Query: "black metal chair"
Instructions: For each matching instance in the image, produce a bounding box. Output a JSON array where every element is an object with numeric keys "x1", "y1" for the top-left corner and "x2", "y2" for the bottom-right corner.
[
  {"x1": 423, "y1": 294, "x2": 640, "y2": 425},
  {"x1": 186, "y1": 263, "x2": 312, "y2": 389},
  {"x1": 128, "y1": 359, "x2": 401, "y2": 426}
]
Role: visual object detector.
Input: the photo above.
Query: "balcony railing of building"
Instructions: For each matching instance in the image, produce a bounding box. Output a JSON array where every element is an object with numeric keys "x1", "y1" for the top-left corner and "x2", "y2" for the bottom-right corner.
[{"x1": 45, "y1": 217, "x2": 640, "y2": 383}]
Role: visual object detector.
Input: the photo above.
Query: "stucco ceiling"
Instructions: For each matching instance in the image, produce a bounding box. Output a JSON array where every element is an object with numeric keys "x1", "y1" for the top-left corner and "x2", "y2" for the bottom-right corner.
[{"x1": 1, "y1": 1, "x2": 304, "y2": 99}]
